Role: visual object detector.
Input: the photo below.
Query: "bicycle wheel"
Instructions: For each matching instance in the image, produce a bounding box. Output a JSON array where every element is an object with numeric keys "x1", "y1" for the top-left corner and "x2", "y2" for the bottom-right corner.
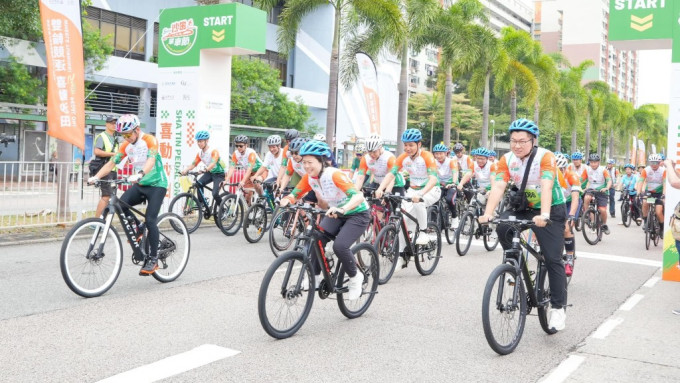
[
  {"x1": 60, "y1": 218, "x2": 123, "y2": 298},
  {"x1": 645, "y1": 216, "x2": 651, "y2": 250},
  {"x1": 374, "y1": 224, "x2": 399, "y2": 285},
  {"x1": 427, "y1": 205, "x2": 440, "y2": 230},
  {"x1": 337, "y1": 243, "x2": 379, "y2": 318},
  {"x1": 621, "y1": 200, "x2": 631, "y2": 228},
  {"x1": 537, "y1": 265, "x2": 558, "y2": 335},
  {"x1": 574, "y1": 215, "x2": 582, "y2": 232},
  {"x1": 582, "y1": 209, "x2": 600, "y2": 245},
  {"x1": 481, "y1": 263, "x2": 527, "y2": 355},
  {"x1": 244, "y1": 204, "x2": 268, "y2": 243},
  {"x1": 168, "y1": 193, "x2": 202, "y2": 233},
  {"x1": 218, "y1": 194, "x2": 244, "y2": 236},
  {"x1": 456, "y1": 211, "x2": 475, "y2": 256},
  {"x1": 269, "y1": 208, "x2": 301, "y2": 257},
  {"x1": 483, "y1": 223, "x2": 500, "y2": 251},
  {"x1": 146, "y1": 213, "x2": 191, "y2": 283},
  {"x1": 442, "y1": 208, "x2": 455, "y2": 245},
  {"x1": 653, "y1": 216, "x2": 661, "y2": 247},
  {"x1": 414, "y1": 222, "x2": 441, "y2": 276},
  {"x1": 258, "y1": 251, "x2": 314, "y2": 339}
]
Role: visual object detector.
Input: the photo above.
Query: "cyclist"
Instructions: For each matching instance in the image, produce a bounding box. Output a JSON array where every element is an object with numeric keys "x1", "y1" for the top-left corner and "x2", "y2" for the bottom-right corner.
[
  {"x1": 355, "y1": 134, "x2": 406, "y2": 196},
  {"x1": 349, "y1": 143, "x2": 366, "y2": 180},
  {"x1": 636, "y1": 154, "x2": 666, "y2": 234},
  {"x1": 275, "y1": 129, "x2": 300, "y2": 187},
  {"x1": 606, "y1": 159, "x2": 620, "y2": 218},
  {"x1": 88, "y1": 114, "x2": 167, "y2": 275},
  {"x1": 617, "y1": 164, "x2": 641, "y2": 224},
  {"x1": 181, "y1": 130, "x2": 227, "y2": 206},
  {"x1": 313, "y1": 133, "x2": 338, "y2": 167},
  {"x1": 453, "y1": 142, "x2": 473, "y2": 181},
  {"x1": 471, "y1": 147, "x2": 493, "y2": 191},
  {"x1": 223, "y1": 134, "x2": 263, "y2": 203},
  {"x1": 432, "y1": 143, "x2": 459, "y2": 220},
  {"x1": 253, "y1": 135, "x2": 283, "y2": 186},
  {"x1": 582, "y1": 153, "x2": 612, "y2": 235},
  {"x1": 479, "y1": 118, "x2": 567, "y2": 331},
  {"x1": 556, "y1": 153, "x2": 581, "y2": 276},
  {"x1": 375, "y1": 128, "x2": 441, "y2": 247},
  {"x1": 279, "y1": 137, "x2": 309, "y2": 192},
  {"x1": 279, "y1": 140, "x2": 370, "y2": 299},
  {"x1": 489, "y1": 150, "x2": 497, "y2": 164},
  {"x1": 567, "y1": 152, "x2": 588, "y2": 189}
]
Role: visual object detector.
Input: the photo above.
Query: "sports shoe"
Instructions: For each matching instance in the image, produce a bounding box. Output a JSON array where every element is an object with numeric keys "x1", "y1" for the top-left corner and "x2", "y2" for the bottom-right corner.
[
  {"x1": 347, "y1": 269, "x2": 364, "y2": 300},
  {"x1": 452, "y1": 217, "x2": 460, "y2": 229},
  {"x1": 565, "y1": 262, "x2": 573, "y2": 277},
  {"x1": 139, "y1": 257, "x2": 158, "y2": 276},
  {"x1": 602, "y1": 225, "x2": 610, "y2": 235},
  {"x1": 301, "y1": 274, "x2": 320, "y2": 291},
  {"x1": 395, "y1": 256, "x2": 404, "y2": 271},
  {"x1": 415, "y1": 231, "x2": 432, "y2": 245},
  {"x1": 548, "y1": 307, "x2": 566, "y2": 331},
  {"x1": 636, "y1": 218, "x2": 642, "y2": 225}
]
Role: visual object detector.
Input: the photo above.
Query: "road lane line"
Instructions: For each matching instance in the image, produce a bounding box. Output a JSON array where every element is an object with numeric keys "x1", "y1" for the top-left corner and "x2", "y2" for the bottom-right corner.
[
  {"x1": 569, "y1": 251, "x2": 661, "y2": 268},
  {"x1": 539, "y1": 354, "x2": 585, "y2": 383},
  {"x1": 591, "y1": 317, "x2": 624, "y2": 340},
  {"x1": 618, "y1": 294, "x2": 644, "y2": 311},
  {"x1": 643, "y1": 276, "x2": 661, "y2": 287},
  {"x1": 96, "y1": 344, "x2": 240, "y2": 383}
]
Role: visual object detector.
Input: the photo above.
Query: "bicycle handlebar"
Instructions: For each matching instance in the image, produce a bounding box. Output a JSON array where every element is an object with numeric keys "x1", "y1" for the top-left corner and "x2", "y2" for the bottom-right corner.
[{"x1": 490, "y1": 217, "x2": 552, "y2": 227}]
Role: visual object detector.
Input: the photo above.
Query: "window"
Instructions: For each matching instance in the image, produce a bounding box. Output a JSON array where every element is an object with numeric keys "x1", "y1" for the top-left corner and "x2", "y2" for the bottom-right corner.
[
  {"x1": 235, "y1": 0, "x2": 283, "y2": 25},
  {"x1": 409, "y1": 76, "x2": 419, "y2": 87},
  {"x1": 409, "y1": 59, "x2": 419, "y2": 69},
  {"x1": 426, "y1": 49, "x2": 438, "y2": 62},
  {"x1": 152, "y1": 23, "x2": 159, "y2": 62},
  {"x1": 85, "y1": 7, "x2": 147, "y2": 61},
  {"x1": 247, "y1": 50, "x2": 287, "y2": 86}
]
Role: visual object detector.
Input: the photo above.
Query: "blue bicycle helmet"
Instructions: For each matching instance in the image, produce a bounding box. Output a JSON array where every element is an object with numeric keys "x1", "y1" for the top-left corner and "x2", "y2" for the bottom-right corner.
[
  {"x1": 288, "y1": 137, "x2": 309, "y2": 152},
  {"x1": 571, "y1": 152, "x2": 584, "y2": 160},
  {"x1": 476, "y1": 148, "x2": 490, "y2": 157},
  {"x1": 195, "y1": 130, "x2": 210, "y2": 140},
  {"x1": 470, "y1": 148, "x2": 478, "y2": 156},
  {"x1": 508, "y1": 118, "x2": 539, "y2": 138},
  {"x1": 299, "y1": 140, "x2": 332, "y2": 158},
  {"x1": 402, "y1": 128, "x2": 423, "y2": 142},
  {"x1": 607, "y1": 159, "x2": 615, "y2": 165},
  {"x1": 624, "y1": 163, "x2": 635, "y2": 170},
  {"x1": 433, "y1": 143, "x2": 448, "y2": 152},
  {"x1": 489, "y1": 150, "x2": 497, "y2": 157}
]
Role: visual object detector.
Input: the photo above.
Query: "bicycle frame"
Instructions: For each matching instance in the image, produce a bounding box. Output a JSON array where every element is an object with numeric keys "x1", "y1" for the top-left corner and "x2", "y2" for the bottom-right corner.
[
  {"x1": 94, "y1": 185, "x2": 148, "y2": 261},
  {"x1": 384, "y1": 196, "x2": 420, "y2": 256}
]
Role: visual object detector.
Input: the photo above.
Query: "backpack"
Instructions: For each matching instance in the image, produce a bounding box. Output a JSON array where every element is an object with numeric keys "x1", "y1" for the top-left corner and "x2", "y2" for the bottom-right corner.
[{"x1": 670, "y1": 201, "x2": 680, "y2": 241}]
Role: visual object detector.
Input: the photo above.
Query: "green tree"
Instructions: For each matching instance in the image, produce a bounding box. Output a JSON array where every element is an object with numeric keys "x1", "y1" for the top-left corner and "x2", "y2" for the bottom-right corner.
[
  {"x1": 495, "y1": 27, "x2": 538, "y2": 123},
  {"x1": 0, "y1": 57, "x2": 44, "y2": 104},
  {"x1": 408, "y1": 92, "x2": 442, "y2": 149}
]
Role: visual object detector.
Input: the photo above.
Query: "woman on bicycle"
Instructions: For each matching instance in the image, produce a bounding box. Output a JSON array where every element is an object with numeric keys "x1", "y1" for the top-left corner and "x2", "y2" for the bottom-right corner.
[
  {"x1": 433, "y1": 143, "x2": 459, "y2": 219},
  {"x1": 181, "y1": 130, "x2": 227, "y2": 206},
  {"x1": 556, "y1": 152, "x2": 581, "y2": 276},
  {"x1": 354, "y1": 134, "x2": 406, "y2": 196},
  {"x1": 279, "y1": 140, "x2": 370, "y2": 300},
  {"x1": 582, "y1": 153, "x2": 613, "y2": 235},
  {"x1": 479, "y1": 118, "x2": 568, "y2": 332}
]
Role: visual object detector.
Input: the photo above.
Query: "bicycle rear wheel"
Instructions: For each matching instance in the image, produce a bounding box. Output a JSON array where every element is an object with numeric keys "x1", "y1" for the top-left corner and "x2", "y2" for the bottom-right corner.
[
  {"x1": 269, "y1": 208, "x2": 301, "y2": 257},
  {"x1": 337, "y1": 243, "x2": 379, "y2": 318},
  {"x1": 442, "y1": 208, "x2": 455, "y2": 245},
  {"x1": 60, "y1": 218, "x2": 123, "y2": 298},
  {"x1": 244, "y1": 204, "x2": 268, "y2": 243},
  {"x1": 621, "y1": 200, "x2": 631, "y2": 228},
  {"x1": 456, "y1": 211, "x2": 475, "y2": 256},
  {"x1": 151, "y1": 213, "x2": 190, "y2": 283},
  {"x1": 168, "y1": 193, "x2": 202, "y2": 233},
  {"x1": 218, "y1": 194, "x2": 244, "y2": 236},
  {"x1": 414, "y1": 222, "x2": 441, "y2": 276},
  {"x1": 258, "y1": 251, "x2": 314, "y2": 339},
  {"x1": 537, "y1": 265, "x2": 558, "y2": 335},
  {"x1": 482, "y1": 263, "x2": 527, "y2": 355},
  {"x1": 582, "y1": 209, "x2": 600, "y2": 245},
  {"x1": 374, "y1": 224, "x2": 399, "y2": 285}
]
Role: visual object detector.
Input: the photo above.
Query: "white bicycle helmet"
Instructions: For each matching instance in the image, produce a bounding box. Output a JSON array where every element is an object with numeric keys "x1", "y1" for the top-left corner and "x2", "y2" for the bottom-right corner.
[
  {"x1": 115, "y1": 114, "x2": 140, "y2": 133},
  {"x1": 648, "y1": 153, "x2": 662, "y2": 162},
  {"x1": 266, "y1": 135, "x2": 282, "y2": 146},
  {"x1": 365, "y1": 134, "x2": 383, "y2": 152},
  {"x1": 313, "y1": 133, "x2": 326, "y2": 141},
  {"x1": 555, "y1": 153, "x2": 569, "y2": 169}
]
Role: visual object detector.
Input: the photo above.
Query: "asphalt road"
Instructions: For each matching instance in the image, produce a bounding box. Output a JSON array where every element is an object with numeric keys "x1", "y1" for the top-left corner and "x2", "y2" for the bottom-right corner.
[{"x1": 0, "y1": 211, "x2": 664, "y2": 382}]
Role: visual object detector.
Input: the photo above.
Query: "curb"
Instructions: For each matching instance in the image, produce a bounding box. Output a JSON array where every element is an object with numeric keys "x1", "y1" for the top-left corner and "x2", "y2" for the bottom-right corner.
[{"x1": 0, "y1": 237, "x2": 64, "y2": 247}]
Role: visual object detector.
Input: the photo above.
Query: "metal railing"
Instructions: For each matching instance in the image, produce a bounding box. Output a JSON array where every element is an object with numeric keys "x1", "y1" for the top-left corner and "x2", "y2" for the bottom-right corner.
[{"x1": 85, "y1": 89, "x2": 146, "y2": 115}]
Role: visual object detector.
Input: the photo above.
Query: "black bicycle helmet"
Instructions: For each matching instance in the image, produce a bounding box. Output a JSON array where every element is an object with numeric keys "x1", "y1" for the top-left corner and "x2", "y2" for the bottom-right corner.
[
  {"x1": 284, "y1": 129, "x2": 300, "y2": 141},
  {"x1": 288, "y1": 137, "x2": 309, "y2": 152},
  {"x1": 588, "y1": 153, "x2": 600, "y2": 162}
]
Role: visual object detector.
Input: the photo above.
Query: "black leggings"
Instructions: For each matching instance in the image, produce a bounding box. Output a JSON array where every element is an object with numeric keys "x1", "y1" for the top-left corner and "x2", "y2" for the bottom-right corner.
[
  {"x1": 312, "y1": 211, "x2": 370, "y2": 278},
  {"x1": 120, "y1": 184, "x2": 167, "y2": 259},
  {"x1": 197, "y1": 172, "x2": 225, "y2": 205},
  {"x1": 496, "y1": 204, "x2": 567, "y2": 309},
  {"x1": 441, "y1": 187, "x2": 457, "y2": 217}
]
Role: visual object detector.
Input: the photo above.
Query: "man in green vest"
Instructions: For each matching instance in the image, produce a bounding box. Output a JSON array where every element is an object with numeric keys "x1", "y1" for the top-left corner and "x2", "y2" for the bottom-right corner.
[{"x1": 93, "y1": 116, "x2": 119, "y2": 217}]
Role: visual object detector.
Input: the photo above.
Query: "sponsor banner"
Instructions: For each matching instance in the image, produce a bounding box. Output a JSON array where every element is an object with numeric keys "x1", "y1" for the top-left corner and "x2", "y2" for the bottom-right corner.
[
  {"x1": 355, "y1": 52, "x2": 381, "y2": 136},
  {"x1": 663, "y1": 60, "x2": 680, "y2": 281},
  {"x1": 39, "y1": 0, "x2": 85, "y2": 150}
]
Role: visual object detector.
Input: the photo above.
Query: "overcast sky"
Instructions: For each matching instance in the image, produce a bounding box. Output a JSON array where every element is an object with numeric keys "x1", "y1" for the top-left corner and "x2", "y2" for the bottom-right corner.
[{"x1": 637, "y1": 50, "x2": 671, "y2": 106}]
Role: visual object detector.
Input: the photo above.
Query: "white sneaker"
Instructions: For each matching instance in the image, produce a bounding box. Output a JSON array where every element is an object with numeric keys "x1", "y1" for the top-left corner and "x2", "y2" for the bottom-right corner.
[
  {"x1": 548, "y1": 308, "x2": 566, "y2": 331},
  {"x1": 452, "y1": 217, "x2": 460, "y2": 229},
  {"x1": 301, "y1": 274, "x2": 320, "y2": 291},
  {"x1": 415, "y1": 231, "x2": 431, "y2": 245},
  {"x1": 347, "y1": 270, "x2": 364, "y2": 300}
]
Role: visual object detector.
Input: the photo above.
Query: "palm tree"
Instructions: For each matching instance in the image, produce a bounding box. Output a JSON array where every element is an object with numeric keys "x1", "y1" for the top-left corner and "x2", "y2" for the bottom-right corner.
[
  {"x1": 409, "y1": 92, "x2": 442, "y2": 149},
  {"x1": 495, "y1": 27, "x2": 538, "y2": 122},
  {"x1": 255, "y1": 0, "x2": 404, "y2": 148}
]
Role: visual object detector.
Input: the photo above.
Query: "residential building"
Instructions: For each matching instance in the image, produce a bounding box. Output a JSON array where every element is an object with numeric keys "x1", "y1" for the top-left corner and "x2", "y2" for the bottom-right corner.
[{"x1": 534, "y1": 0, "x2": 638, "y2": 105}]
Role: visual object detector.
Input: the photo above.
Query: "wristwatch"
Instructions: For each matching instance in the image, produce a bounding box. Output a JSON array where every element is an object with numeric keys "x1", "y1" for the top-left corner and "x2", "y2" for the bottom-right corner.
[
  {"x1": 138, "y1": 170, "x2": 145, "y2": 177},
  {"x1": 540, "y1": 213, "x2": 550, "y2": 220}
]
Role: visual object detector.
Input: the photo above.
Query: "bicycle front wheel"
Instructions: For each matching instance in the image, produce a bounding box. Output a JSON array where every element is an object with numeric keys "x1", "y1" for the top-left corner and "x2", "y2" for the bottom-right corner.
[
  {"x1": 151, "y1": 213, "x2": 190, "y2": 283},
  {"x1": 483, "y1": 223, "x2": 500, "y2": 251},
  {"x1": 582, "y1": 209, "x2": 600, "y2": 245},
  {"x1": 244, "y1": 204, "x2": 268, "y2": 243},
  {"x1": 60, "y1": 218, "x2": 123, "y2": 298},
  {"x1": 456, "y1": 211, "x2": 475, "y2": 256},
  {"x1": 258, "y1": 251, "x2": 314, "y2": 339},
  {"x1": 374, "y1": 223, "x2": 399, "y2": 285},
  {"x1": 218, "y1": 194, "x2": 244, "y2": 236},
  {"x1": 537, "y1": 265, "x2": 558, "y2": 335},
  {"x1": 269, "y1": 208, "x2": 300, "y2": 257},
  {"x1": 337, "y1": 243, "x2": 379, "y2": 318},
  {"x1": 481, "y1": 263, "x2": 527, "y2": 355},
  {"x1": 414, "y1": 222, "x2": 441, "y2": 276},
  {"x1": 621, "y1": 200, "x2": 631, "y2": 228},
  {"x1": 168, "y1": 193, "x2": 202, "y2": 233}
]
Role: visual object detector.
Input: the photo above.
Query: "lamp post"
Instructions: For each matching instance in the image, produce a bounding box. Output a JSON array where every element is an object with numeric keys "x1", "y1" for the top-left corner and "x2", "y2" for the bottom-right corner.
[{"x1": 490, "y1": 119, "x2": 495, "y2": 150}]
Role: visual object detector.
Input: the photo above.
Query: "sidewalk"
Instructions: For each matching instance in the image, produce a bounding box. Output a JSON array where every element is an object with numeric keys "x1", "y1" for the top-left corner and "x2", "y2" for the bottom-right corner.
[
  {"x1": 0, "y1": 225, "x2": 71, "y2": 246},
  {"x1": 540, "y1": 269, "x2": 680, "y2": 382}
]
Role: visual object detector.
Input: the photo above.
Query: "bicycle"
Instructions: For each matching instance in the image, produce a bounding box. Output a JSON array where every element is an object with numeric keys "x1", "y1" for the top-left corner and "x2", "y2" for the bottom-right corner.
[
  {"x1": 456, "y1": 188, "x2": 500, "y2": 256},
  {"x1": 642, "y1": 192, "x2": 662, "y2": 250},
  {"x1": 481, "y1": 217, "x2": 558, "y2": 355},
  {"x1": 427, "y1": 186, "x2": 462, "y2": 245},
  {"x1": 581, "y1": 189, "x2": 603, "y2": 245},
  {"x1": 361, "y1": 192, "x2": 392, "y2": 244},
  {"x1": 242, "y1": 179, "x2": 279, "y2": 243},
  {"x1": 373, "y1": 193, "x2": 442, "y2": 285},
  {"x1": 267, "y1": 189, "x2": 307, "y2": 257},
  {"x1": 218, "y1": 182, "x2": 256, "y2": 236},
  {"x1": 619, "y1": 189, "x2": 641, "y2": 228},
  {"x1": 169, "y1": 171, "x2": 229, "y2": 233},
  {"x1": 257, "y1": 205, "x2": 379, "y2": 339},
  {"x1": 60, "y1": 178, "x2": 190, "y2": 298}
]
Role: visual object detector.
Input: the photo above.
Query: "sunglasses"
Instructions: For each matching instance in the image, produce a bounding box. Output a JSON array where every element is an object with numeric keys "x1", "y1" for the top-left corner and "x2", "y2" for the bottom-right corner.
[
  {"x1": 290, "y1": 151, "x2": 299, "y2": 156},
  {"x1": 122, "y1": 132, "x2": 134, "y2": 139},
  {"x1": 235, "y1": 144, "x2": 245, "y2": 148}
]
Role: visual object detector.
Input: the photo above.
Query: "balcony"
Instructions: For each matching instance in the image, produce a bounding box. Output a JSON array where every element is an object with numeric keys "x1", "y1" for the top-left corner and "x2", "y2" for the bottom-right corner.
[{"x1": 84, "y1": 89, "x2": 148, "y2": 116}]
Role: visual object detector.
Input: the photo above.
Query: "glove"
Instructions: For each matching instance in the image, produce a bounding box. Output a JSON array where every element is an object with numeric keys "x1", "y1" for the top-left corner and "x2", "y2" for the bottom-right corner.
[
  {"x1": 128, "y1": 174, "x2": 142, "y2": 183},
  {"x1": 87, "y1": 176, "x2": 99, "y2": 185}
]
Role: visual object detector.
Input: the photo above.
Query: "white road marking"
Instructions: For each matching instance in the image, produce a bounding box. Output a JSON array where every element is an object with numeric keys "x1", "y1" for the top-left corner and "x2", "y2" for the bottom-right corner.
[
  {"x1": 591, "y1": 317, "x2": 625, "y2": 340},
  {"x1": 567, "y1": 251, "x2": 661, "y2": 268},
  {"x1": 96, "y1": 344, "x2": 240, "y2": 383},
  {"x1": 643, "y1": 276, "x2": 661, "y2": 287},
  {"x1": 539, "y1": 354, "x2": 586, "y2": 383},
  {"x1": 618, "y1": 294, "x2": 644, "y2": 311}
]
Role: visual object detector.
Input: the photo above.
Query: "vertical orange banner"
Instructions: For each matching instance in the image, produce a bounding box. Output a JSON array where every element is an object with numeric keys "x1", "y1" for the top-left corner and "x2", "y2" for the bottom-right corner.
[
  {"x1": 39, "y1": 0, "x2": 85, "y2": 150},
  {"x1": 355, "y1": 53, "x2": 381, "y2": 136}
]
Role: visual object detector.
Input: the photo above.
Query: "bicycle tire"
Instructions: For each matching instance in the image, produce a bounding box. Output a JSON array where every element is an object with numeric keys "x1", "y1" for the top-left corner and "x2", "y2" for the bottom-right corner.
[
  {"x1": 621, "y1": 200, "x2": 631, "y2": 228},
  {"x1": 214, "y1": 192, "x2": 230, "y2": 229},
  {"x1": 456, "y1": 211, "x2": 475, "y2": 256},
  {"x1": 442, "y1": 208, "x2": 455, "y2": 245},
  {"x1": 258, "y1": 251, "x2": 314, "y2": 339},
  {"x1": 427, "y1": 205, "x2": 440, "y2": 230},
  {"x1": 218, "y1": 194, "x2": 244, "y2": 236},
  {"x1": 60, "y1": 218, "x2": 123, "y2": 298},
  {"x1": 537, "y1": 265, "x2": 558, "y2": 335},
  {"x1": 645, "y1": 215, "x2": 651, "y2": 250},
  {"x1": 269, "y1": 208, "x2": 301, "y2": 257},
  {"x1": 582, "y1": 209, "x2": 600, "y2": 245},
  {"x1": 414, "y1": 222, "x2": 441, "y2": 276},
  {"x1": 244, "y1": 204, "x2": 268, "y2": 243},
  {"x1": 168, "y1": 193, "x2": 202, "y2": 233},
  {"x1": 483, "y1": 223, "x2": 500, "y2": 251},
  {"x1": 151, "y1": 213, "x2": 191, "y2": 283},
  {"x1": 482, "y1": 263, "x2": 526, "y2": 355},
  {"x1": 574, "y1": 215, "x2": 582, "y2": 232},
  {"x1": 374, "y1": 224, "x2": 400, "y2": 285},
  {"x1": 337, "y1": 243, "x2": 379, "y2": 318}
]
